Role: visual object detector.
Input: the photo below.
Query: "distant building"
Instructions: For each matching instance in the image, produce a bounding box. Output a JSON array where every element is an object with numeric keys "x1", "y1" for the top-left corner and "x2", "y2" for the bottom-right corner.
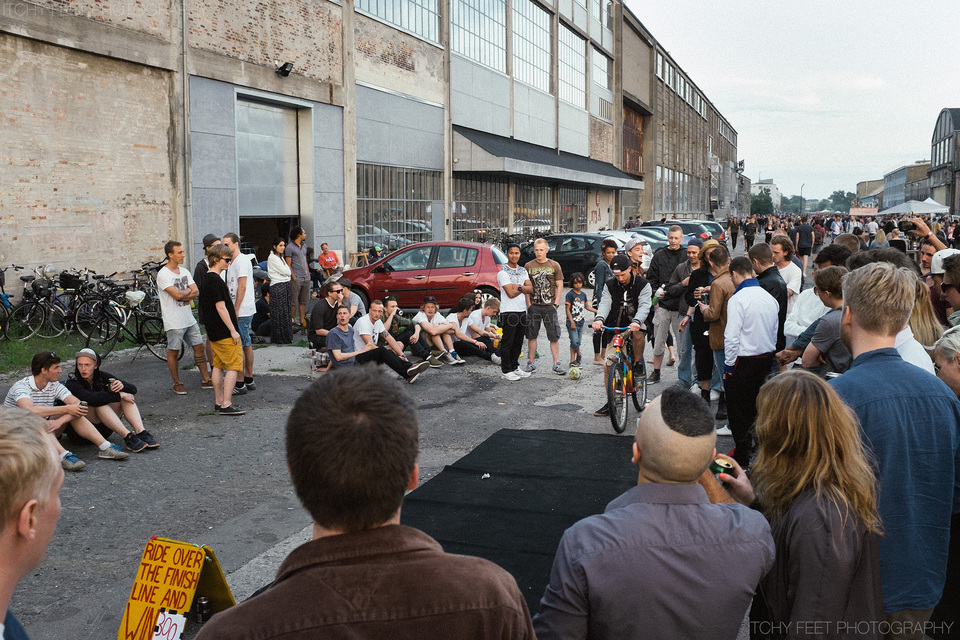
[
  {"x1": 856, "y1": 179, "x2": 884, "y2": 209},
  {"x1": 737, "y1": 173, "x2": 752, "y2": 218},
  {"x1": 751, "y1": 179, "x2": 782, "y2": 211},
  {"x1": 929, "y1": 108, "x2": 960, "y2": 216},
  {"x1": 883, "y1": 161, "x2": 931, "y2": 209}
]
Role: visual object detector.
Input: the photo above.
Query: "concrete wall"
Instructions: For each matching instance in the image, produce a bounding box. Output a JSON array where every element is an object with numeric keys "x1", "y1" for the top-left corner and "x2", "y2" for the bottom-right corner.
[
  {"x1": 558, "y1": 102, "x2": 589, "y2": 156},
  {"x1": 622, "y1": 28, "x2": 651, "y2": 106},
  {"x1": 354, "y1": 13, "x2": 444, "y2": 105},
  {"x1": 13, "y1": 0, "x2": 176, "y2": 40},
  {"x1": 188, "y1": 0, "x2": 342, "y2": 85},
  {"x1": 0, "y1": 35, "x2": 177, "y2": 274},
  {"x1": 450, "y1": 54, "x2": 510, "y2": 137},
  {"x1": 356, "y1": 85, "x2": 443, "y2": 170},
  {"x1": 513, "y1": 81, "x2": 556, "y2": 149}
]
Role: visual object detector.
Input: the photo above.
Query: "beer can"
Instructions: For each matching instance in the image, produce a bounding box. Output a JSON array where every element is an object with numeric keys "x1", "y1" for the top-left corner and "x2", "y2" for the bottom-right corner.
[
  {"x1": 701, "y1": 291, "x2": 710, "y2": 306},
  {"x1": 195, "y1": 596, "x2": 211, "y2": 623},
  {"x1": 709, "y1": 457, "x2": 733, "y2": 477},
  {"x1": 79, "y1": 401, "x2": 88, "y2": 407}
]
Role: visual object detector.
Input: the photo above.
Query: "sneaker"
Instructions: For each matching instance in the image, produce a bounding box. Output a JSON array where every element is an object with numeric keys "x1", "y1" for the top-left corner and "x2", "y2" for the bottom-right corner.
[
  {"x1": 61, "y1": 453, "x2": 86, "y2": 472},
  {"x1": 137, "y1": 430, "x2": 160, "y2": 449},
  {"x1": 571, "y1": 356, "x2": 582, "y2": 367},
  {"x1": 233, "y1": 384, "x2": 247, "y2": 395},
  {"x1": 490, "y1": 354, "x2": 502, "y2": 365},
  {"x1": 524, "y1": 362, "x2": 537, "y2": 373},
  {"x1": 716, "y1": 426, "x2": 732, "y2": 436},
  {"x1": 552, "y1": 363, "x2": 567, "y2": 375},
  {"x1": 515, "y1": 367, "x2": 532, "y2": 378},
  {"x1": 647, "y1": 370, "x2": 661, "y2": 384},
  {"x1": 173, "y1": 382, "x2": 187, "y2": 395},
  {"x1": 440, "y1": 351, "x2": 459, "y2": 365},
  {"x1": 405, "y1": 360, "x2": 430, "y2": 383},
  {"x1": 245, "y1": 379, "x2": 257, "y2": 390},
  {"x1": 124, "y1": 432, "x2": 148, "y2": 453},
  {"x1": 200, "y1": 380, "x2": 214, "y2": 390},
  {"x1": 449, "y1": 351, "x2": 466, "y2": 365},
  {"x1": 594, "y1": 403, "x2": 610, "y2": 417},
  {"x1": 710, "y1": 389, "x2": 721, "y2": 402},
  {"x1": 219, "y1": 405, "x2": 246, "y2": 416},
  {"x1": 98, "y1": 444, "x2": 129, "y2": 460},
  {"x1": 428, "y1": 352, "x2": 444, "y2": 368},
  {"x1": 501, "y1": 371, "x2": 522, "y2": 381}
]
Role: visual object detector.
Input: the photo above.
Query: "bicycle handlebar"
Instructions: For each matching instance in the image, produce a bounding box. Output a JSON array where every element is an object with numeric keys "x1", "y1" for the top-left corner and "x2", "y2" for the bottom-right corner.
[{"x1": 599, "y1": 324, "x2": 640, "y2": 332}]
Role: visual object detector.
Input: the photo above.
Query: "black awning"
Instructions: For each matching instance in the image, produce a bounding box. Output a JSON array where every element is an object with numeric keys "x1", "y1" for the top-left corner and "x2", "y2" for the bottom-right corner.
[{"x1": 453, "y1": 126, "x2": 644, "y2": 190}]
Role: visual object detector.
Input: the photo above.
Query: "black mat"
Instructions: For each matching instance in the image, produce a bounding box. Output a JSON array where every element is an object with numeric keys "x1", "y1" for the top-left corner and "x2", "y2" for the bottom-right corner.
[{"x1": 401, "y1": 429, "x2": 637, "y2": 611}]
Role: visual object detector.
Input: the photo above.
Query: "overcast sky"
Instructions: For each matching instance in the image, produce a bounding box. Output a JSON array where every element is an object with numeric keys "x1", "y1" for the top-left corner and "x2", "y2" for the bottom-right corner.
[{"x1": 625, "y1": 0, "x2": 960, "y2": 201}]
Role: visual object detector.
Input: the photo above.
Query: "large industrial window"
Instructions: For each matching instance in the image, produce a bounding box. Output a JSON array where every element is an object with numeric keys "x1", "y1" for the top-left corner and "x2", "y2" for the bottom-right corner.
[
  {"x1": 592, "y1": 47, "x2": 612, "y2": 91},
  {"x1": 512, "y1": 0, "x2": 551, "y2": 93},
  {"x1": 558, "y1": 25, "x2": 586, "y2": 108},
  {"x1": 591, "y1": 0, "x2": 612, "y2": 29},
  {"x1": 515, "y1": 180, "x2": 553, "y2": 239},
  {"x1": 236, "y1": 100, "x2": 300, "y2": 219},
  {"x1": 558, "y1": 187, "x2": 587, "y2": 233},
  {"x1": 452, "y1": 0, "x2": 507, "y2": 73},
  {"x1": 453, "y1": 175, "x2": 509, "y2": 243},
  {"x1": 356, "y1": 0, "x2": 440, "y2": 44},
  {"x1": 357, "y1": 164, "x2": 441, "y2": 250}
]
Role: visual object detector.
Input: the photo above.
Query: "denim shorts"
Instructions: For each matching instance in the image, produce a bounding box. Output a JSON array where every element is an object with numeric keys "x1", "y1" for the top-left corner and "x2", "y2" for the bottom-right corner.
[
  {"x1": 165, "y1": 322, "x2": 203, "y2": 351},
  {"x1": 237, "y1": 315, "x2": 253, "y2": 348}
]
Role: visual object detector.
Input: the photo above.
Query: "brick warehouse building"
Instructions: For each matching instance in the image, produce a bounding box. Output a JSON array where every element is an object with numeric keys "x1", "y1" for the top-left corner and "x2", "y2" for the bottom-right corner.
[{"x1": 1, "y1": 0, "x2": 737, "y2": 270}]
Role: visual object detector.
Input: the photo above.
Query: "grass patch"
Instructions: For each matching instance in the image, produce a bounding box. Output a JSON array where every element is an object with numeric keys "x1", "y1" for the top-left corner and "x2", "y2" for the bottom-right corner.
[
  {"x1": 0, "y1": 333, "x2": 90, "y2": 375},
  {"x1": 268, "y1": 367, "x2": 286, "y2": 372},
  {"x1": 252, "y1": 344, "x2": 270, "y2": 350},
  {"x1": 296, "y1": 339, "x2": 309, "y2": 348}
]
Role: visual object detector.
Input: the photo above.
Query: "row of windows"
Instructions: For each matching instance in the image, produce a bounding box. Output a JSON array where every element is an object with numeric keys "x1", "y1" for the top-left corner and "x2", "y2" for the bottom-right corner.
[
  {"x1": 356, "y1": 0, "x2": 440, "y2": 44},
  {"x1": 933, "y1": 137, "x2": 954, "y2": 169},
  {"x1": 717, "y1": 119, "x2": 736, "y2": 146},
  {"x1": 451, "y1": 0, "x2": 507, "y2": 73},
  {"x1": 591, "y1": 0, "x2": 614, "y2": 30},
  {"x1": 558, "y1": 24, "x2": 586, "y2": 108},
  {"x1": 654, "y1": 166, "x2": 707, "y2": 214},
  {"x1": 655, "y1": 51, "x2": 708, "y2": 120},
  {"x1": 512, "y1": 0, "x2": 552, "y2": 93},
  {"x1": 357, "y1": 164, "x2": 443, "y2": 247}
]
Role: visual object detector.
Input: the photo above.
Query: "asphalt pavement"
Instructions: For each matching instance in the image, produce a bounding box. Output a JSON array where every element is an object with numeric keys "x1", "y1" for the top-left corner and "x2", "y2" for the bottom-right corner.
[{"x1": 4, "y1": 282, "x2": 738, "y2": 640}]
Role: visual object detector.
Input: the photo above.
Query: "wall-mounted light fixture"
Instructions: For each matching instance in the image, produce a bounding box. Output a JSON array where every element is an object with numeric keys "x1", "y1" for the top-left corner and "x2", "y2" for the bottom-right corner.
[{"x1": 275, "y1": 61, "x2": 294, "y2": 77}]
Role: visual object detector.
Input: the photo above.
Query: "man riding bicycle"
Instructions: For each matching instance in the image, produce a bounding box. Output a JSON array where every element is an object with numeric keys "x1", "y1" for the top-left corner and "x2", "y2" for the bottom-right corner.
[{"x1": 592, "y1": 254, "x2": 652, "y2": 417}]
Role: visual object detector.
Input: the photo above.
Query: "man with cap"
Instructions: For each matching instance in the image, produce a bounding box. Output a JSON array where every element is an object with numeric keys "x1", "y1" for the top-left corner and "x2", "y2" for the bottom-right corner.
[
  {"x1": 534, "y1": 387, "x2": 775, "y2": 639},
  {"x1": 367, "y1": 245, "x2": 385, "y2": 264},
  {"x1": 157, "y1": 240, "x2": 213, "y2": 394},
  {"x1": 195, "y1": 233, "x2": 221, "y2": 367},
  {"x1": 591, "y1": 255, "x2": 652, "y2": 417},
  {"x1": 338, "y1": 278, "x2": 367, "y2": 324},
  {"x1": 645, "y1": 226, "x2": 686, "y2": 384}
]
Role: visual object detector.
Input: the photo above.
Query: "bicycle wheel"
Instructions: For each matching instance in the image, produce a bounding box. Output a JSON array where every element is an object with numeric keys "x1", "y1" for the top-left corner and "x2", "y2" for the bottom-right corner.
[
  {"x1": 631, "y1": 359, "x2": 648, "y2": 412},
  {"x1": 0, "y1": 305, "x2": 9, "y2": 341},
  {"x1": 86, "y1": 314, "x2": 122, "y2": 357},
  {"x1": 605, "y1": 354, "x2": 630, "y2": 434},
  {"x1": 74, "y1": 297, "x2": 106, "y2": 338},
  {"x1": 140, "y1": 316, "x2": 183, "y2": 361},
  {"x1": 34, "y1": 304, "x2": 67, "y2": 339},
  {"x1": 5, "y1": 302, "x2": 45, "y2": 341}
]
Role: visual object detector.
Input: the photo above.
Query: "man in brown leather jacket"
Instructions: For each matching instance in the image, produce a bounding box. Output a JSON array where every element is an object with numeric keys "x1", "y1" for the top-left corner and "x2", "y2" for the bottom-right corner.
[{"x1": 197, "y1": 367, "x2": 534, "y2": 640}]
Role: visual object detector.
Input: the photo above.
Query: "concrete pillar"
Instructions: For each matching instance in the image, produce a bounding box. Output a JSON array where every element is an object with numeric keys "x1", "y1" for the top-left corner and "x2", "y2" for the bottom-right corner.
[{"x1": 342, "y1": 1, "x2": 358, "y2": 252}]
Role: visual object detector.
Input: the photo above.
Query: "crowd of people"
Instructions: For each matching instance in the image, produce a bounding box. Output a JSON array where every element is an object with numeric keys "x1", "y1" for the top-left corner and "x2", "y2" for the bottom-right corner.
[{"x1": 2, "y1": 213, "x2": 960, "y2": 639}]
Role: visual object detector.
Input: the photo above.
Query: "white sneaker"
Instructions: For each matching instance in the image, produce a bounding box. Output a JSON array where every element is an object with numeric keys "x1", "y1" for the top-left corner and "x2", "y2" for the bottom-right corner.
[
  {"x1": 490, "y1": 354, "x2": 502, "y2": 365},
  {"x1": 716, "y1": 426, "x2": 732, "y2": 436},
  {"x1": 710, "y1": 389, "x2": 721, "y2": 402},
  {"x1": 515, "y1": 368, "x2": 531, "y2": 378},
  {"x1": 501, "y1": 371, "x2": 522, "y2": 381}
]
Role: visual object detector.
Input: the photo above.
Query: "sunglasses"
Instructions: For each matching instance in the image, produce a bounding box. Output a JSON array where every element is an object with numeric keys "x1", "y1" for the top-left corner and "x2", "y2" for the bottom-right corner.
[
  {"x1": 331, "y1": 288, "x2": 343, "y2": 293},
  {"x1": 222, "y1": 257, "x2": 232, "y2": 263},
  {"x1": 940, "y1": 282, "x2": 957, "y2": 294}
]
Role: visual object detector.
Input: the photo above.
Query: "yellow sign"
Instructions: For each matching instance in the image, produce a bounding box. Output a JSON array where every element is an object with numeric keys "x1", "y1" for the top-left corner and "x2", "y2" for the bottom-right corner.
[{"x1": 118, "y1": 537, "x2": 234, "y2": 640}]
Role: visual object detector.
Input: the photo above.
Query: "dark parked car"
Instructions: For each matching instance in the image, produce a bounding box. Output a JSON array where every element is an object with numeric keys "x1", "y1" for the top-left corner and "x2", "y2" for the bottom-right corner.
[
  {"x1": 518, "y1": 233, "x2": 620, "y2": 289},
  {"x1": 644, "y1": 219, "x2": 713, "y2": 241},
  {"x1": 700, "y1": 220, "x2": 727, "y2": 244},
  {"x1": 343, "y1": 241, "x2": 507, "y2": 309}
]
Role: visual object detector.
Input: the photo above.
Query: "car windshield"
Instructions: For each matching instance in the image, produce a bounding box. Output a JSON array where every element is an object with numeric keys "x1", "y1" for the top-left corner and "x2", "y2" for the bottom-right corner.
[{"x1": 491, "y1": 246, "x2": 507, "y2": 265}]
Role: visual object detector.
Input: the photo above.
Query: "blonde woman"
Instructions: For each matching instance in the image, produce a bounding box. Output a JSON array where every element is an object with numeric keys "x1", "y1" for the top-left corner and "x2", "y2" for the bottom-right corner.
[
  {"x1": 868, "y1": 228, "x2": 889, "y2": 249},
  {"x1": 910, "y1": 277, "x2": 944, "y2": 352},
  {"x1": 720, "y1": 371, "x2": 883, "y2": 638}
]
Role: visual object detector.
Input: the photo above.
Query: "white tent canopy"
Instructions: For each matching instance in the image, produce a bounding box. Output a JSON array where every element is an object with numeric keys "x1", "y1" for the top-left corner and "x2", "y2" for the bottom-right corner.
[
  {"x1": 879, "y1": 200, "x2": 948, "y2": 216},
  {"x1": 923, "y1": 197, "x2": 950, "y2": 213}
]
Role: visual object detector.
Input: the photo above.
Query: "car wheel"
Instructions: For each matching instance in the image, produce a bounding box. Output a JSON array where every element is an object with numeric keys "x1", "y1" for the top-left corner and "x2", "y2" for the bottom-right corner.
[
  {"x1": 477, "y1": 286, "x2": 499, "y2": 306},
  {"x1": 355, "y1": 287, "x2": 370, "y2": 311},
  {"x1": 586, "y1": 270, "x2": 596, "y2": 289}
]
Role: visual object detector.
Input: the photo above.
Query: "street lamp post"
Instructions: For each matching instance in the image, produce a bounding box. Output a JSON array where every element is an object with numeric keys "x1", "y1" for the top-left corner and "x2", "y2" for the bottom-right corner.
[{"x1": 800, "y1": 184, "x2": 805, "y2": 214}]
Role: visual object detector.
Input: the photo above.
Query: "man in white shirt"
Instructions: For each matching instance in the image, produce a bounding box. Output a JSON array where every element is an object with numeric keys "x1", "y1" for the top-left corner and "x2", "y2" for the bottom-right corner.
[
  {"x1": 468, "y1": 297, "x2": 501, "y2": 347},
  {"x1": 222, "y1": 233, "x2": 257, "y2": 393},
  {"x1": 157, "y1": 241, "x2": 213, "y2": 395},
  {"x1": 498, "y1": 244, "x2": 533, "y2": 381},
  {"x1": 353, "y1": 300, "x2": 430, "y2": 382},
  {"x1": 723, "y1": 257, "x2": 778, "y2": 468},
  {"x1": 771, "y1": 235, "x2": 802, "y2": 315}
]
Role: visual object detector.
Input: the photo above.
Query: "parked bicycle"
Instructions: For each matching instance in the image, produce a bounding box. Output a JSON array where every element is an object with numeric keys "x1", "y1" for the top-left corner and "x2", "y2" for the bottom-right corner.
[
  {"x1": 601, "y1": 325, "x2": 648, "y2": 433},
  {"x1": 83, "y1": 288, "x2": 180, "y2": 361}
]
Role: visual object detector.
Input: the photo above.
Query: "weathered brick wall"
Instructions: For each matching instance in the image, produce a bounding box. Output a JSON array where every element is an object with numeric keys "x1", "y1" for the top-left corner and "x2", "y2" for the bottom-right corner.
[
  {"x1": 189, "y1": 0, "x2": 342, "y2": 85},
  {"x1": 0, "y1": 0, "x2": 175, "y2": 40},
  {"x1": 354, "y1": 13, "x2": 443, "y2": 104},
  {"x1": 589, "y1": 116, "x2": 614, "y2": 164},
  {"x1": 0, "y1": 35, "x2": 176, "y2": 279}
]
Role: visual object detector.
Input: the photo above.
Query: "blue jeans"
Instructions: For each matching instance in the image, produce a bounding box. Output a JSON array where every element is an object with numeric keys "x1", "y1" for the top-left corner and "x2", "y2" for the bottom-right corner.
[
  {"x1": 677, "y1": 323, "x2": 693, "y2": 387},
  {"x1": 567, "y1": 321, "x2": 584, "y2": 352},
  {"x1": 712, "y1": 349, "x2": 724, "y2": 392}
]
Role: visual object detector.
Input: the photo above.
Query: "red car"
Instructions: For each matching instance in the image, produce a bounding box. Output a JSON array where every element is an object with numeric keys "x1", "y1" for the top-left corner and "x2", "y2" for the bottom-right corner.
[{"x1": 344, "y1": 241, "x2": 508, "y2": 309}]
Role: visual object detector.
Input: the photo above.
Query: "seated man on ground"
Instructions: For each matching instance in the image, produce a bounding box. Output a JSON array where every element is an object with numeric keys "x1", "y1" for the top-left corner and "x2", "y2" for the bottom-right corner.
[
  {"x1": 410, "y1": 295, "x2": 460, "y2": 366},
  {"x1": 381, "y1": 295, "x2": 415, "y2": 352},
  {"x1": 326, "y1": 305, "x2": 429, "y2": 383},
  {"x1": 3, "y1": 351, "x2": 129, "y2": 471},
  {"x1": 534, "y1": 386, "x2": 775, "y2": 640},
  {"x1": 0, "y1": 406, "x2": 65, "y2": 640},
  {"x1": 445, "y1": 296, "x2": 500, "y2": 365},
  {"x1": 65, "y1": 348, "x2": 159, "y2": 452},
  {"x1": 197, "y1": 367, "x2": 535, "y2": 639},
  {"x1": 353, "y1": 300, "x2": 430, "y2": 383},
  {"x1": 308, "y1": 280, "x2": 344, "y2": 351},
  {"x1": 467, "y1": 297, "x2": 502, "y2": 351}
]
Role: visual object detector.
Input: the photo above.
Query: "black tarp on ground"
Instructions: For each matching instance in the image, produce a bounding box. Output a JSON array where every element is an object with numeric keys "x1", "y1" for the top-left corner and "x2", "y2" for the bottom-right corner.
[{"x1": 401, "y1": 428, "x2": 637, "y2": 611}]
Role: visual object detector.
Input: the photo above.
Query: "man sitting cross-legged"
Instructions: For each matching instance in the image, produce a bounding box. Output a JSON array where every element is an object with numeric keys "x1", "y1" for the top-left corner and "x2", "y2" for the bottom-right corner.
[{"x1": 197, "y1": 366, "x2": 535, "y2": 639}]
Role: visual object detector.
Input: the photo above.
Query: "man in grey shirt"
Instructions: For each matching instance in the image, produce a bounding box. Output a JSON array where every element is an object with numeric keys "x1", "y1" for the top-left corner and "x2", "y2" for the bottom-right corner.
[
  {"x1": 533, "y1": 386, "x2": 774, "y2": 640},
  {"x1": 801, "y1": 266, "x2": 851, "y2": 376},
  {"x1": 285, "y1": 226, "x2": 310, "y2": 332}
]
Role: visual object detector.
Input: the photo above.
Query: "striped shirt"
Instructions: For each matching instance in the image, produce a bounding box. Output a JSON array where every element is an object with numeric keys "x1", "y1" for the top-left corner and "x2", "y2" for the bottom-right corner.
[{"x1": 4, "y1": 375, "x2": 72, "y2": 408}]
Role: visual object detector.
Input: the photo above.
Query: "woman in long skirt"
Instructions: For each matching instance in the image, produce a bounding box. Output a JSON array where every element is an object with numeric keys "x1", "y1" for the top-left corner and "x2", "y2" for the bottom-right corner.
[{"x1": 267, "y1": 237, "x2": 294, "y2": 344}]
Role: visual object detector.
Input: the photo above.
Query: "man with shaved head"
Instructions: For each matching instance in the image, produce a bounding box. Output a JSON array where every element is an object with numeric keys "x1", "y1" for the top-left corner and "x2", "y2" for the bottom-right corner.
[{"x1": 533, "y1": 387, "x2": 774, "y2": 640}]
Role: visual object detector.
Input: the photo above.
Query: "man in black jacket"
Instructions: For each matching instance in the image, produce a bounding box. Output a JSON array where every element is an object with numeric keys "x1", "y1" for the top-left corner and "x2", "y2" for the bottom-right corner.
[
  {"x1": 645, "y1": 226, "x2": 686, "y2": 384},
  {"x1": 747, "y1": 244, "x2": 788, "y2": 352}
]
